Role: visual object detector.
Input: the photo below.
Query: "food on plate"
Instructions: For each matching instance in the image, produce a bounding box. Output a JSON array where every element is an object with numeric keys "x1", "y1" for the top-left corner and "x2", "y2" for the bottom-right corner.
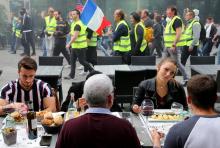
[
  {"x1": 54, "y1": 115, "x2": 64, "y2": 125},
  {"x1": 41, "y1": 113, "x2": 64, "y2": 127},
  {"x1": 43, "y1": 111, "x2": 53, "y2": 119},
  {"x1": 150, "y1": 114, "x2": 182, "y2": 120},
  {"x1": 36, "y1": 111, "x2": 48, "y2": 121},
  {"x1": 10, "y1": 111, "x2": 24, "y2": 122},
  {"x1": 41, "y1": 118, "x2": 54, "y2": 126}
]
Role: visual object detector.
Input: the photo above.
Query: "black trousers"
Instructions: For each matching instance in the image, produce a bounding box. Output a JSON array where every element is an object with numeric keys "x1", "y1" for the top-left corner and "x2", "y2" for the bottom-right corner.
[
  {"x1": 84, "y1": 46, "x2": 97, "y2": 72},
  {"x1": 69, "y1": 48, "x2": 94, "y2": 78},
  {"x1": 21, "y1": 32, "x2": 33, "y2": 56},
  {"x1": 53, "y1": 38, "x2": 71, "y2": 64},
  {"x1": 181, "y1": 45, "x2": 198, "y2": 66}
]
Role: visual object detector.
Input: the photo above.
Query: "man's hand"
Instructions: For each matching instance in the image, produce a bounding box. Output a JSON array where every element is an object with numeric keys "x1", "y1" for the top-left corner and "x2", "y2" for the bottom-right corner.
[
  {"x1": 76, "y1": 98, "x2": 87, "y2": 108},
  {"x1": 66, "y1": 43, "x2": 71, "y2": 49},
  {"x1": 188, "y1": 47, "x2": 193, "y2": 52},
  {"x1": 150, "y1": 128, "x2": 164, "y2": 148},
  {"x1": 170, "y1": 46, "x2": 176, "y2": 53}
]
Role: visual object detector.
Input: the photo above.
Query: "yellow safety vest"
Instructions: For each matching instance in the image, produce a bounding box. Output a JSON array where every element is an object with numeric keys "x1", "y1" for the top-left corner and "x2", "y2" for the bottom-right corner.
[
  {"x1": 113, "y1": 20, "x2": 131, "y2": 52},
  {"x1": 70, "y1": 20, "x2": 87, "y2": 49},
  {"x1": 15, "y1": 28, "x2": 22, "y2": 38},
  {"x1": 164, "y1": 16, "x2": 185, "y2": 47},
  {"x1": 184, "y1": 19, "x2": 200, "y2": 46},
  {"x1": 134, "y1": 22, "x2": 147, "y2": 52},
  {"x1": 12, "y1": 17, "x2": 17, "y2": 33},
  {"x1": 88, "y1": 32, "x2": 97, "y2": 47},
  {"x1": 45, "y1": 16, "x2": 57, "y2": 35}
]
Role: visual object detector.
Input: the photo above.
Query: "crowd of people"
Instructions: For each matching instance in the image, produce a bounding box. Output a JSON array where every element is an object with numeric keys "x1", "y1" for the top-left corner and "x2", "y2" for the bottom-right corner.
[
  {"x1": 1, "y1": 4, "x2": 220, "y2": 148},
  {"x1": 8, "y1": 5, "x2": 220, "y2": 83}
]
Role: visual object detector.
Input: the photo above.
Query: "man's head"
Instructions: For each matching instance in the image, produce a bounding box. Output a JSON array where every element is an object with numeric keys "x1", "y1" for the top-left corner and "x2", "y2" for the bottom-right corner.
[
  {"x1": 187, "y1": 75, "x2": 217, "y2": 110},
  {"x1": 71, "y1": 9, "x2": 80, "y2": 21},
  {"x1": 54, "y1": 11, "x2": 61, "y2": 20},
  {"x1": 83, "y1": 74, "x2": 114, "y2": 108},
  {"x1": 184, "y1": 10, "x2": 195, "y2": 21},
  {"x1": 18, "y1": 56, "x2": 37, "y2": 90},
  {"x1": 166, "y1": 6, "x2": 177, "y2": 18},
  {"x1": 140, "y1": 9, "x2": 149, "y2": 20},
  {"x1": 20, "y1": 8, "x2": 26, "y2": 16},
  {"x1": 48, "y1": 7, "x2": 55, "y2": 17},
  {"x1": 206, "y1": 17, "x2": 214, "y2": 24},
  {"x1": 114, "y1": 9, "x2": 125, "y2": 22}
]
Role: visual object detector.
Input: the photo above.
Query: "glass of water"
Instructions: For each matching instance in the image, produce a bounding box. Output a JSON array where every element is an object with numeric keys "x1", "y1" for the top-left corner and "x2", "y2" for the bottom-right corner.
[{"x1": 171, "y1": 102, "x2": 183, "y2": 114}]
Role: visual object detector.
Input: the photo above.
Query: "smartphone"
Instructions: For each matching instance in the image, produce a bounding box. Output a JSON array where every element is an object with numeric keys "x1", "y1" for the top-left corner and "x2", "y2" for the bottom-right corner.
[{"x1": 40, "y1": 135, "x2": 52, "y2": 146}]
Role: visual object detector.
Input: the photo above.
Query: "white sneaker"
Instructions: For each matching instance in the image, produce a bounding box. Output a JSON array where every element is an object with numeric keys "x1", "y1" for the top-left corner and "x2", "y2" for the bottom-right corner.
[
  {"x1": 77, "y1": 66, "x2": 84, "y2": 70},
  {"x1": 79, "y1": 71, "x2": 89, "y2": 75}
]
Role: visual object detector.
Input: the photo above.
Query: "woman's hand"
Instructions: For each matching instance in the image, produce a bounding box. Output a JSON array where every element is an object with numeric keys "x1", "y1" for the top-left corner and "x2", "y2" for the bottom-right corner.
[{"x1": 132, "y1": 104, "x2": 141, "y2": 113}]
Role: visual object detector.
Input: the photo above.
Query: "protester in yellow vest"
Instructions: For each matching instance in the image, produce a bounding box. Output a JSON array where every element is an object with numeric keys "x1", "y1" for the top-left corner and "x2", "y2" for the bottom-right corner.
[
  {"x1": 44, "y1": 7, "x2": 57, "y2": 56},
  {"x1": 11, "y1": 15, "x2": 22, "y2": 54},
  {"x1": 109, "y1": 9, "x2": 131, "y2": 64},
  {"x1": 84, "y1": 28, "x2": 97, "y2": 72},
  {"x1": 129, "y1": 12, "x2": 147, "y2": 56},
  {"x1": 164, "y1": 6, "x2": 189, "y2": 86},
  {"x1": 64, "y1": 9, "x2": 93, "y2": 79},
  {"x1": 181, "y1": 10, "x2": 201, "y2": 66}
]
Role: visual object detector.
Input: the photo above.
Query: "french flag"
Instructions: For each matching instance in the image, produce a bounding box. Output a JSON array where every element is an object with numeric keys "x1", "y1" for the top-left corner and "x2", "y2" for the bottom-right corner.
[{"x1": 80, "y1": 0, "x2": 111, "y2": 35}]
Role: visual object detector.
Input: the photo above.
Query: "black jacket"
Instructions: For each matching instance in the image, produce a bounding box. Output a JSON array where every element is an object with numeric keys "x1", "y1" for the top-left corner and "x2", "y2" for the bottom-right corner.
[
  {"x1": 133, "y1": 78, "x2": 187, "y2": 110},
  {"x1": 61, "y1": 82, "x2": 122, "y2": 112}
]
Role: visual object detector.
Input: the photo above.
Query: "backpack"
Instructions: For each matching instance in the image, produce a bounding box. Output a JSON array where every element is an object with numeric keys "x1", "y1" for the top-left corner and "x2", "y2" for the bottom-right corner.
[
  {"x1": 199, "y1": 22, "x2": 206, "y2": 42},
  {"x1": 145, "y1": 27, "x2": 154, "y2": 42}
]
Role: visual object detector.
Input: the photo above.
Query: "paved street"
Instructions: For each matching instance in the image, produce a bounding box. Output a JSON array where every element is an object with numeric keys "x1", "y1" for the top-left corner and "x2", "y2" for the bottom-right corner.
[{"x1": 0, "y1": 46, "x2": 217, "y2": 105}]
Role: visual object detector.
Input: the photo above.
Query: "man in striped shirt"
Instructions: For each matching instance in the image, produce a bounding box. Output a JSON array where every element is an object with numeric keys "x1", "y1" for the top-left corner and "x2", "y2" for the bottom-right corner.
[{"x1": 0, "y1": 57, "x2": 56, "y2": 115}]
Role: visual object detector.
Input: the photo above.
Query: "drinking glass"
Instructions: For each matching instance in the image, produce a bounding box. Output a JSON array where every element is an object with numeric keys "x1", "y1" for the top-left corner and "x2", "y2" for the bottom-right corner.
[
  {"x1": 141, "y1": 99, "x2": 154, "y2": 116},
  {"x1": 171, "y1": 102, "x2": 183, "y2": 114}
]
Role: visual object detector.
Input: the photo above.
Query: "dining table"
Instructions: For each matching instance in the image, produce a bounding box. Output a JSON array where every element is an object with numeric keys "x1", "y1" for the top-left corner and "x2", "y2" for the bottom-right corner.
[{"x1": 0, "y1": 110, "x2": 184, "y2": 148}]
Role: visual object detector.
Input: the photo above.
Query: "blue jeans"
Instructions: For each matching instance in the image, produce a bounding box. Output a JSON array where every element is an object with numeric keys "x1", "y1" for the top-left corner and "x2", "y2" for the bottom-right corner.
[
  {"x1": 11, "y1": 33, "x2": 16, "y2": 51},
  {"x1": 42, "y1": 38, "x2": 47, "y2": 56},
  {"x1": 217, "y1": 45, "x2": 220, "y2": 65}
]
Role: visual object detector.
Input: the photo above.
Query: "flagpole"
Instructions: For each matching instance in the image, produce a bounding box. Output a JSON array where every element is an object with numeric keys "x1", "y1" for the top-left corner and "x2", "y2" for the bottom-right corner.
[{"x1": 137, "y1": 0, "x2": 140, "y2": 10}]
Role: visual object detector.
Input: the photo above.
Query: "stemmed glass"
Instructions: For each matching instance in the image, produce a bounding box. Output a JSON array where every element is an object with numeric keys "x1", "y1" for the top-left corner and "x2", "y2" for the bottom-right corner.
[
  {"x1": 171, "y1": 102, "x2": 183, "y2": 114},
  {"x1": 141, "y1": 99, "x2": 154, "y2": 116}
]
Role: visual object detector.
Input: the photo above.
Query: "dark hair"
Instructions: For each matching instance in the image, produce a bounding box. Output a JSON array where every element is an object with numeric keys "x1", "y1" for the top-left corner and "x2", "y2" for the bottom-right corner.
[
  {"x1": 55, "y1": 10, "x2": 61, "y2": 15},
  {"x1": 167, "y1": 6, "x2": 177, "y2": 16},
  {"x1": 18, "y1": 56, "x2": 37, "y2": 71},
  {"x1": 155, "y1": 15, "x2": 162, "y2": 23},
  {"x1": 86, "y1": 70, "x2": 102, "y2": 80},
  {"x1": 20, "y1": 8, "x2": 26, "y2": 15},
  {"x1": 187, "y1": 75, "x2": 217, "y2": 109},
  {"x1": 73, "y1": 9, "x2": 80, "y2": 16},
  {"x1": 142, "y1": 9, "x2": 149, "y2": 16},
  {"x1": 207, "y1": 17, "x2": 213, "y2": 21},
  {"x1": 130, "y1": 12, "x2": 140, "y2": 22}
]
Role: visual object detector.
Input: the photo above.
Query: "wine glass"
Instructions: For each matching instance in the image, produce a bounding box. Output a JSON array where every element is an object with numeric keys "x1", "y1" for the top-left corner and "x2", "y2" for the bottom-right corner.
[
  {"x1": 171, "y1": 102, "x2": 183, "y2": 114},
  {"x1": 141, "y1": 99, "x2": 154, "y2": 116}
]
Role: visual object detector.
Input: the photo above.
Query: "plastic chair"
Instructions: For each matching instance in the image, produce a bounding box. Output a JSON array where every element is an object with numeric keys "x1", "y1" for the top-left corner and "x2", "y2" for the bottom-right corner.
[
  {"x1": 131, "y1": 56, "x2": 156, "y2": 65},
  {"x1": 96, "y1": 56, "x2": 122, "y2": 65},
  {"x1": 190, "y1": 56, "x2": 215, "y2": 76},
  {"x1": 114, "y1": 69, "x2": 157, "y2": 107}
]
